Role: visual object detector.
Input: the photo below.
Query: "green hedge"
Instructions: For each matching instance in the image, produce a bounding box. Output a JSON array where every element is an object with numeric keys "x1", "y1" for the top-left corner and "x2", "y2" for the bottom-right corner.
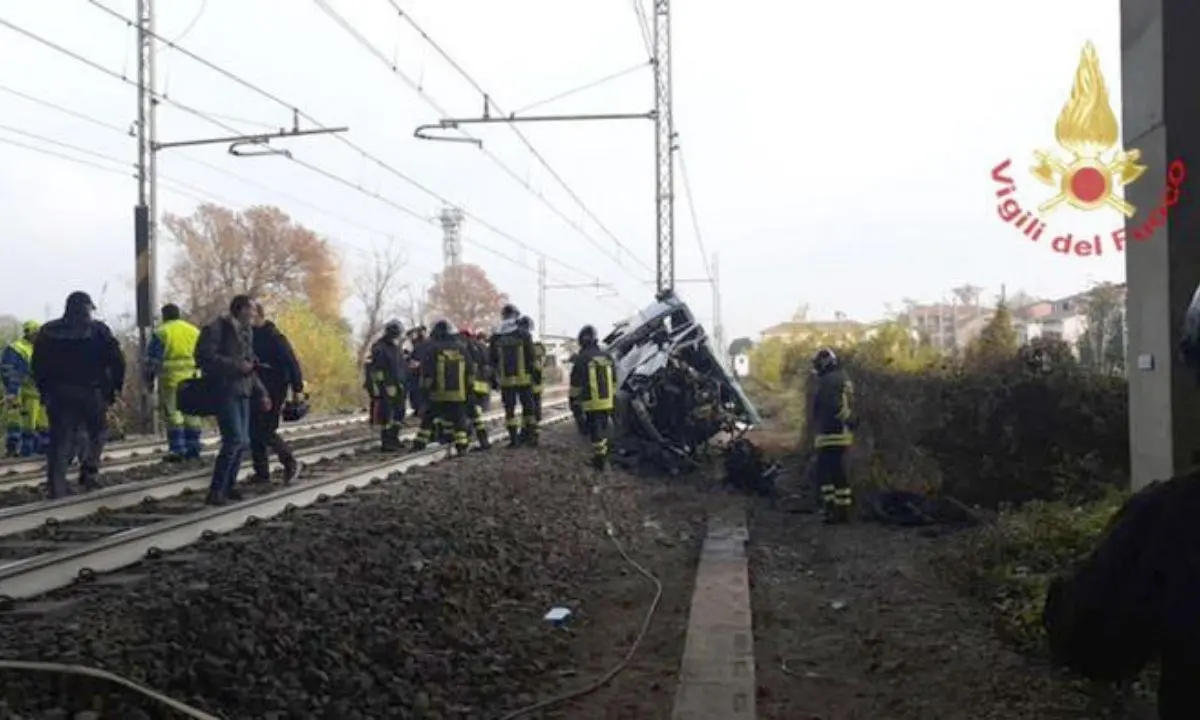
[
  {"x1": 844, "y1": 352, "x2": 1123, "y2": 506},
  {"x1": 848, "y1": 356, "x2": 1128, "y2": 507}
]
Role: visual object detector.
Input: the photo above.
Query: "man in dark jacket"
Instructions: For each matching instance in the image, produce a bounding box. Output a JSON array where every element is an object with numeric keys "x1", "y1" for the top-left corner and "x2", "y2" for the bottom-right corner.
[
  {"x1": 31, "y1": 291, "x2": 126, "y2": 499},
  {"x1": 194, "y1": 294, "x2": 269, "y2": 505},
  {"x1": 249, "y1": 303, "x2": 304, "y2": 483},
  {"x1": 365, "y1": 320, "x2": 407, "y2": 451}
]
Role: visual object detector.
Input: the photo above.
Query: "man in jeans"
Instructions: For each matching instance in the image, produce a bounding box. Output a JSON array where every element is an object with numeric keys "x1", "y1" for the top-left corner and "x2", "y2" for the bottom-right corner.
[
  {"x1": 195, "y1": 295, "x2": 269, "y2": 505},
  {"x1": 249, "y1": 302, "x2": 304, "y2": 483}
]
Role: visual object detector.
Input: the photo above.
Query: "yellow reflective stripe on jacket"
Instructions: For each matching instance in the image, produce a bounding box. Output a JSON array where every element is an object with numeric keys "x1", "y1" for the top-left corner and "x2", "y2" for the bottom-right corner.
[
  {"x1": 431, "y1": 349, "x2": 467, "y2": 402},
  {"x1": 157, "y1": 319, "x2": 200, "y2": 378},
  {"x1": 814, "y1": 432, "x2": 853, "y2": 448},
  {"x1": 836, "y1": 379, "x2": 854, "y2": 422},
  {"x1": 7, "y1": 338, "x2": 35, "y2": 391},
  {"x1": 581, "y1": 357, "x2": 615, "y2": 412},
  {"x1": 9, "y1": 338, "x2": 31, "y2": 364}
]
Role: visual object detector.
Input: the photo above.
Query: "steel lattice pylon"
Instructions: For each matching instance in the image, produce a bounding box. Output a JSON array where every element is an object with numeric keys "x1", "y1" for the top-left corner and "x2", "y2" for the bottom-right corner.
[{"x1": 653, "y1": 0, "x2": 676, "y2": 294}]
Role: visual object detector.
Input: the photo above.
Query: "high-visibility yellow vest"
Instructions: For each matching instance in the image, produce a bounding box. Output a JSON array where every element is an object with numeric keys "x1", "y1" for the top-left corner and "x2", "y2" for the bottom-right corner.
[{"x1": 156, "y1": 319, "x2": 201, "y2": 383}]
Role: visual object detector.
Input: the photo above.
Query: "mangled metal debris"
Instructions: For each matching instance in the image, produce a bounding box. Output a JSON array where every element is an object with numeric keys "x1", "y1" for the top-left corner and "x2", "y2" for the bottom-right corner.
[{"x1": 598, "y1": 290, "x2": 766, "y2": 479}]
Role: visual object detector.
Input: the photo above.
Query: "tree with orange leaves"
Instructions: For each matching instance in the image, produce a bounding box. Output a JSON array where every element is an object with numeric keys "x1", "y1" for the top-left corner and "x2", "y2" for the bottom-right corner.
[
  {"x1": 162, "y1": 204, "x2": 342, "y2": 322},
  {"x1": 424, "y1": 264, "x2": 508, "y2": 331}
]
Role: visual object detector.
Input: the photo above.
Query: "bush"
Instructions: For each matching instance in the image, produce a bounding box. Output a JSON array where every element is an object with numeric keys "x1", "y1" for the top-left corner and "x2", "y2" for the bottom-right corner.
[
  {"x1": 940, "y1": 492, "x2": 1127, "y2": 651},
  {"x1": 275, "y1": 301, "x2": 363, "y2": 413},
  {"x1": 848, "y1": 355, "x2": 1128, "y2": 507}
]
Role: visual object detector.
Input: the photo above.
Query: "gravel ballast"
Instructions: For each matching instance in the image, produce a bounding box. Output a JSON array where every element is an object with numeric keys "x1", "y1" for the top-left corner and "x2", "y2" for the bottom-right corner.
[{"x1": 0, "y1": 427, "x2": 709, "y2": 719}]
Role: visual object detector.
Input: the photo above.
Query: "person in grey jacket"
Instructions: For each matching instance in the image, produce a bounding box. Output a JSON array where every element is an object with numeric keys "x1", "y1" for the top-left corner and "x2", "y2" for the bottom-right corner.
[{"x1": 194, "y1": 294, "x2": 269, "y2": 505}]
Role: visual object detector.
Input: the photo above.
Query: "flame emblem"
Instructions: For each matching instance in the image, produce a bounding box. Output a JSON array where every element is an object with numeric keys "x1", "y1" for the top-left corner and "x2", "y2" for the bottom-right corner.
[{"x1": 1031, "y1": 41, "x2": 1146, "y2": 217}]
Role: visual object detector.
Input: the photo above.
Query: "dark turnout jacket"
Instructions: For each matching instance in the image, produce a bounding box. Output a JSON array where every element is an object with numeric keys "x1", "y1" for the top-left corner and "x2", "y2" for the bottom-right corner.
[
  {"x1": 365, "y1": 336, "x2": 406, "y2": 395},
  {"x1": 811, "y1": 367, "x2": 854, "y2": 448},
  {"x1": 32, "y1": 313, "x2": 125, "y2": 402},
  {"x1": 252, "y1": 321, "x2": 303, "y2": 401},
  {"x1": 195, "y1": 316, "x2": 267, "y2": 400}
]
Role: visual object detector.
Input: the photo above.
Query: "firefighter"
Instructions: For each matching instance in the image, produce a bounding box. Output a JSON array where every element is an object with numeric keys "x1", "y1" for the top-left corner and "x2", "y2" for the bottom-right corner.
[
  {"x1": 405, "y1": 325, "x2": 427, "y2": 416},
  {"x1": 565, "y1": 351, "x2": 587, "y2": 435},
  {"x1": 1, "y1": 321, "x2": 47, "y2": 457},
  {"x1": 364, "y1": 320, "x2": 408, "y2": 452},
  {"x1": 412, "y1": 320, "x2": 471, "y2": 455},
  {"x1": 810, "y1": 347, "x2": 855, "y2": 523},
  {"x1": 517, "y1": 315, "x2": 547, "y2": 421},
  {"x1": 489, "y1": 304, "x2": 538, "y2": 447},
  {"x1": 460, "y1": 327, "x2": 492, "y2": 450},
  {"x1": 570, "y1": 324, "x2": 615, "y2": 470},
  {"x1": 144, "y1": 304, "x2": 203, "y2": 461}
]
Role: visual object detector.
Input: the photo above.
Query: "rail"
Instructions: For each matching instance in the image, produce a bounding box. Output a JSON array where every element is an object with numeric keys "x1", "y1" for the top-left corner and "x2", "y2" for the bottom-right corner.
[
  {"x1": 0, "y1": 400, "x2": 570, "y2": 602},
  {"x1": 0, "y1": 413, "x2": 368, "y2": 476}
]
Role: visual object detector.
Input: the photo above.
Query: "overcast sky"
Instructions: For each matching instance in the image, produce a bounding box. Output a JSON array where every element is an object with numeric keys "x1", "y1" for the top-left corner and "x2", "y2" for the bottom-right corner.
[{"x1": 0, "y1": 0, "x2": 1128, "y2": 342}]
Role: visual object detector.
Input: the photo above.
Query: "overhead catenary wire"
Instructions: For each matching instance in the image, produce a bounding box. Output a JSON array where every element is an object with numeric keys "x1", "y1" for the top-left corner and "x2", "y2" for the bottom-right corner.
[
  {"x1": 0, "y1": 92, "x2": 628, "y2": 314},
  {"x1": 0, "y1": 82, "x2": 132, "y2": 135},
  {"x1": 382, "y1": 0, "x2": 653, "y2": 273},
  {"x1": 677, "y1": 146, "x2": 712, "y2": 281},
  {"x1": 0, "y1": 15, "x2": 607, "y2": 293},
  {"x1": 510, "y1": 62, "x2": 651, "y2": 116},
  {"x1": 311, "y1": 0, "x2": 644, "y2": 278},
  {"x1": 0, "y1": 127, "x2": 457, "y2": 282},
  {"x1": 76, "y1": 0, "x2": 625, "y2": 292},
  {"x1": 630, "y1": 0, "x2": 654, "y2": 59}
]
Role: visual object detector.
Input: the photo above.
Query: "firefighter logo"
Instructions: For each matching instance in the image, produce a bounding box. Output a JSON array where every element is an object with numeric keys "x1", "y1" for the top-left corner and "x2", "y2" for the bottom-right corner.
[
  {"x1": 989, "y1": 40, "x2": 1185, "y2": 257},
  {"x1": 1030, "y1": 41, "x2": 1145, "y2": 217}
]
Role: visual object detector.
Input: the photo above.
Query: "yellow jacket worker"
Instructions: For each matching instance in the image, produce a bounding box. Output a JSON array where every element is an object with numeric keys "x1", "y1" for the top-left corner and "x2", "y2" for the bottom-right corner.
[{"x1": 145, "y1": 304, "x2": 203, "y2": 460}]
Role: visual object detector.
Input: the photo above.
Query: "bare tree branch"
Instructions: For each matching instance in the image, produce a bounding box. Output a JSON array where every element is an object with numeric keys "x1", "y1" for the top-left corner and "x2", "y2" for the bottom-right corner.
[{"x1": 353, "y1": 238, "x2": 409, "y2": 363}]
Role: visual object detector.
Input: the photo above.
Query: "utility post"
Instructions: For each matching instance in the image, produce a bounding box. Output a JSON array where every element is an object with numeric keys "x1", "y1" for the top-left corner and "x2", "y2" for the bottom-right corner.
[
  {"x1": 134, "y1": 0, "x2": 158, "y2": 433},
  {"x1": 653, "y1": 0, "x2": 677, "y2": 295},
  {"x1": 439, "y1": 206, "x2": 464, "y2": 269},
  {"x1": 130, "y1": 1, "x2": 348, "y2": 434}
]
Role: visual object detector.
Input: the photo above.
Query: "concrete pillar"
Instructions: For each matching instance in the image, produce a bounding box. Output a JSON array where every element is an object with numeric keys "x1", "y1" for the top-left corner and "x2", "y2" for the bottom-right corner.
[{"x1": 1122, "y1": 0, "x2": 1200, "y2": 488}]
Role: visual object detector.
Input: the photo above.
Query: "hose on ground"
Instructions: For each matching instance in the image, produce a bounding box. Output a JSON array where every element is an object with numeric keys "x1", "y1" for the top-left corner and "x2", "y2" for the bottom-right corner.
[
  {"x1": 0, "y1": 659, "x2": 221, "y2": 719},
  {"x1": 496, "y1": 475, "x2": 665, "y2": 720}
]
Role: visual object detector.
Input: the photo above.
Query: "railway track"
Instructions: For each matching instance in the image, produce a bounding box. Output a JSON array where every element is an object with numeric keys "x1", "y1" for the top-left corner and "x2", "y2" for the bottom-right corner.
[
  {"x1": 0, "y1": 396, "x2": 570, "y2": 603},
  {"x1": 0, "y1": 421, "x2": 371, "y2": 494},
  {"x1": 0, "y1": 412, "x2": 368, "y2": 477}
]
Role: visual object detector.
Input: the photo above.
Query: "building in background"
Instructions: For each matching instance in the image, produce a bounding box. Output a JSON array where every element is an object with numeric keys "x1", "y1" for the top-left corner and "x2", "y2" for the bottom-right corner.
[
  {"x1": 1011, "y1": 284, "x2": 1127, "y2": 360},
  {"x1": 759, "y1": 319, "x2": 866, "y2": 344},
  {"x1": 901, "y1": 302, "x2": 983, "y2": 353}
]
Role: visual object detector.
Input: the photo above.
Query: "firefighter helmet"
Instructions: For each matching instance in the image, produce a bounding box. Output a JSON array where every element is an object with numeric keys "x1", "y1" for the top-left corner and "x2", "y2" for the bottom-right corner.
[
  {"x1": 577, "y1": 324, "x2": 597, "y2": 346},
  {"x1": 384, "y1": 319, "x2": 404, "y2": 338},
  {"x1": 517, "y1": 315, "x2": 533, "y2": 331},
  {"x1": 501, "y1": 303, "x2": 520, "y2": 320},
  {"x1": 812, "y1": 347, "x2": 839, "y2": 374},
  {"x1": 430, "y1": 319, "x2": 452, "y2": 339},
  {"x1": 281, "y1": 396, "x2": 311, "y2": 423}
]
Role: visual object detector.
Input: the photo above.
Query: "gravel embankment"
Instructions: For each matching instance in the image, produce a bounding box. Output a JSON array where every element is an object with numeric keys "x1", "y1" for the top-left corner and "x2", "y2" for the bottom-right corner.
[{"x1": 0, "y1": 426, "x2": 710, "y2": 719}]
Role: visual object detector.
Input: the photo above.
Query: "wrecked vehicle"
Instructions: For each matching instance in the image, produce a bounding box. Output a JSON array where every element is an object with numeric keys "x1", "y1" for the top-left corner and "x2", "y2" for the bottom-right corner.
[{"x1": 597, "y1": 290, "x2": 772, "y2": 486}]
